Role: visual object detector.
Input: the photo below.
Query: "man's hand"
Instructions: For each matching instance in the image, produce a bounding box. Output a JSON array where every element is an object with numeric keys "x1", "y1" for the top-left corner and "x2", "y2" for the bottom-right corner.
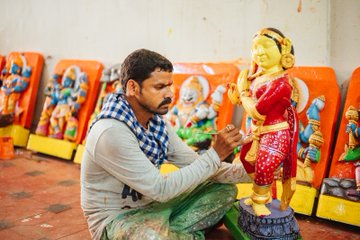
[{"x1": 212, "y1": 124, "x2": 244, "y2": 161}]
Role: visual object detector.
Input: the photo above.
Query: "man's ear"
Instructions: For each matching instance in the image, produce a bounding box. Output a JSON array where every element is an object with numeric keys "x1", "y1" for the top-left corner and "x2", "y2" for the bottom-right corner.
[{"x1": 126, "y1": 80, "x2": 140, "y2": 96}]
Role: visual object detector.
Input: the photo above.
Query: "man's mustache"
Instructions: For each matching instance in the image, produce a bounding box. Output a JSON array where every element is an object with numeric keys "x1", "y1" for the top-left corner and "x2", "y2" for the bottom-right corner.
[{"x1": 158, "y1": 97, "x2": 173, "y2": 108}]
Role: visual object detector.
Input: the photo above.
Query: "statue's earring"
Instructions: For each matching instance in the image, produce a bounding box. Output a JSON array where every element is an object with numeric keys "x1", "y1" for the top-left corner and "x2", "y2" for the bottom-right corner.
[
  {"x1": 281, "y1": 53, "x2": 295, "y2": 69},
  {"x1": 280, "y1": 38, "x2": 295, "y2": 69}
]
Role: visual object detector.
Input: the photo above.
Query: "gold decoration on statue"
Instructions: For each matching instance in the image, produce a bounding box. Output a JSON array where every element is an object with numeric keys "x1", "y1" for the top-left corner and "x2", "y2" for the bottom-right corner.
[
  {"x1": 299, "y1": 130, "x2": 324, "y2": 183},
  {"x1": 280, "y1": 38, "x2": 295, "y2": 69},
  {"x1": 345, "y1": 106, "x2": 359, "y2": 150},
  {"x1": 281, "y1": 53, "x2": 295, "y2": 69},
  {"x1": 288, "y1": 76, "x2": 300, "y2": 105},
  {"x1": 255, "y1": 29, "x2": 283, "y2": 43},
  {"x1": 308, "y1": 130, "x2": 324, "y2": 152},
  {"x1": 227, "y1": 83, "x2": 241, "y2": 105}
]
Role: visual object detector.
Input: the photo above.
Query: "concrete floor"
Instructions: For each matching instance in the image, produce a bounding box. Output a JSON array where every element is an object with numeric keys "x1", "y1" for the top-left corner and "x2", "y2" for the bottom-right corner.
[{"x1": 0, "y1": 149, "x2": 359, "y2": 240}]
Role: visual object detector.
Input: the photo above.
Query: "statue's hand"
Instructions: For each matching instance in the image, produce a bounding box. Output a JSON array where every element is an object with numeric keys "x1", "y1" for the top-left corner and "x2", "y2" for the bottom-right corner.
[
  {"x1": 211, "y1": 85, "x2": 226, "y2": 103},
  {"x1": 185, "y1": 107, "x2": 209, "y2": 128},
  {"x1": 346, "y1": 123, "x2": 357, "y2": 134},
  {"x1": 237, "y1": 69, "x2": 251, "y2": 95},
  {"x1": 207, "y1": 106, "x2": 217, "y2": 119},
  {"x1": 60, "y1": 88, "x2": 72, "y2": 98},
  {"x1": 195, "y1": 106, "x2": 209, "y2": 120},
  {"x1": 227, "y1": 83, "x2": 240, "y2": 105},
  {"x1": 307, "y1": 146, "x2": 320, "y2": 163},
  {"x1": 22, "y1": 67, "x2": 32, "y2": 78}
]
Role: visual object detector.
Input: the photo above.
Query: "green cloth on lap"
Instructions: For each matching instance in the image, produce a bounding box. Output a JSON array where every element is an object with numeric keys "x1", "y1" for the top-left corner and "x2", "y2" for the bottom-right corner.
[{"x1": 101, "y1": 182, "x2": 237, "y2": 240}]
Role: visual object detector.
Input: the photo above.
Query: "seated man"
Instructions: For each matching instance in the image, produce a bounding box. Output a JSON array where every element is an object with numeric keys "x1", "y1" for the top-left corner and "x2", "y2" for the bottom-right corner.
[{"x1": 81, "y1": 49, "x2": 249, "y2": 240}]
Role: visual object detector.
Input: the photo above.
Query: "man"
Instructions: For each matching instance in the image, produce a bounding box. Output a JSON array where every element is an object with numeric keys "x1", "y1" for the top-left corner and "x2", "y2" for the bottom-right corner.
[{"x1": 81, "y1": 49, "x2": 250, "y2": 240}]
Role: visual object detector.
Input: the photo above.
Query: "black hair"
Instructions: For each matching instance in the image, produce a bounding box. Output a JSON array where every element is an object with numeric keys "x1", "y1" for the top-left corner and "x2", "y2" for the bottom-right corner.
[
  {"x1": 120, "y1": 49, "x2": 173, "y2": 92},
  {"x1": 257, "y1": 28, "x2": 295, "y2": 55}
]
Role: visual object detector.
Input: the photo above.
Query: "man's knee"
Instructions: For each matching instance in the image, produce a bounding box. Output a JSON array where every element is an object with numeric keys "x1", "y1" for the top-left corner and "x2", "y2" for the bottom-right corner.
[
  {"x1": 223, "y1": 183, "x2": 238, "y2": 200},
  {"x1": 209, "y1": 183, "x2": 237, "y2": 201}
]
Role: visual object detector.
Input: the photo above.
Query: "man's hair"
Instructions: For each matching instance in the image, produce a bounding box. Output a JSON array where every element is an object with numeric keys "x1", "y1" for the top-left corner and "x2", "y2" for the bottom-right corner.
[{"x1": 120, "y1": 49, "x2": 173, "y2": 92}]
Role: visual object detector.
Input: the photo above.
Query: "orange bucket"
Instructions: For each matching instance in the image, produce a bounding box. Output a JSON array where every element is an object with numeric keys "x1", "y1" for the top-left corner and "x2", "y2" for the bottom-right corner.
[{"x1": 0, "y1": 137, "x2": 15, "y2": 160}]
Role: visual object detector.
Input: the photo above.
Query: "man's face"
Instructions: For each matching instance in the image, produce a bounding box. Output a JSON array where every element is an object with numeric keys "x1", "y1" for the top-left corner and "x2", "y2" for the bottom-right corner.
[{"x1": 136, "y1": 69, "x2": 174, "y2": 115}]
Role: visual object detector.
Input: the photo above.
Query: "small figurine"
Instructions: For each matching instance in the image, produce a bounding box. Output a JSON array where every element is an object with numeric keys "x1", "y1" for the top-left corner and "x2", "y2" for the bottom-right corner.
[
  {"x1": 0, "y1": 53, "x2": 32, "y2": 126},
  {"x1": 35, "y1": 74, "x2": 62, "y2": 136},
  {"x1": 87, "y1": 64, "x2": 122, "y2": 133},
  {"x1": 228, "y1": 28, "x2": 298, "y2": 217},
  {"x1": 35, "y1": 65, "x2": 89, "y2": 141},
  {"x1": 341, "y1": 106, "x2": 360, "y2": 161},
  {"x1": 340, "y1": 106, "x2": 360, "y2": 192},
  {"x1": 319, "y1": 105, "x2": 360, "y2": 203},
  {"x1": 296, "y1": 95, "x2": 325, "y2": 184},
  {"x1": 166, "y1": 75, "x2": 225, "y2": 150}
]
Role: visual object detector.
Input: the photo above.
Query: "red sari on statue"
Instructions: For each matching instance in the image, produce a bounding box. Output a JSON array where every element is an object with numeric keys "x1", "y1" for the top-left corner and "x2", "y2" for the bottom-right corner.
[{"x1": 240, "y1": 72, "x2": 298, "y2": 190}]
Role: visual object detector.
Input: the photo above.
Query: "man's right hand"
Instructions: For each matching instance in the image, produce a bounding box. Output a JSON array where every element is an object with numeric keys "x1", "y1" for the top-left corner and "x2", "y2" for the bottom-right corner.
[{"x1": 212, "y1": 124, "x2": 244, "y2": 161}]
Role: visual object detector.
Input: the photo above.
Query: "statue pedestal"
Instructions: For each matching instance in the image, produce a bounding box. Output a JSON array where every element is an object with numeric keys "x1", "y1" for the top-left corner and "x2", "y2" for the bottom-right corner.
[
  {"x1": 236, "y1": 182, "x2": 317, "y2": 215},
  {"x1": 27, "y1": 134, "x2": 77, "y2": 160},
  {"x1": 316, "y1": 178, "x2": 360, "y2": 227},
  {"x1": 73, "y1": 144, "x2": 85, "y2": 164},
  {"x1": 0, "y1": 124, "x2": 30, "y2": 147},
  {"x1": 237, "y1": 198, "x2": 300, "y2": 240}
]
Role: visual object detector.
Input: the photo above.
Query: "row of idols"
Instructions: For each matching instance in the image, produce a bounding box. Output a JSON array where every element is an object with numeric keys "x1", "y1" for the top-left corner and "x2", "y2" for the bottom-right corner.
[{"x1": 0, "y1": 52, "x2": 358, "y2": 226}]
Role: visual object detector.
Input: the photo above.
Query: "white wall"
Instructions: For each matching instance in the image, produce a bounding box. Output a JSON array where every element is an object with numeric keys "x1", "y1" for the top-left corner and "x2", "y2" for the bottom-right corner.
[
  {"x1": 0, "y1": 0, "x2": 359, "y2": 128},
  {"x1": 331, "y1": 0, "x2": 360, "y2": 103}
]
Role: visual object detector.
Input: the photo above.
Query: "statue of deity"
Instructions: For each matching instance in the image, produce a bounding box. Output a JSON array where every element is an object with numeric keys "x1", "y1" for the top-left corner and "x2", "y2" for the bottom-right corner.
[
  {"x1": 340, "y1": 105, "x2": 360, "y2": 192},
  {"x1": 296, "y1": 96, "x2": 325, "y2": 184},
  {"x1": 35, "y1": 65, "x2": 89, "y2": 141},
  {"x1": 87, "y1": 65, "x2": 122, "y2": 133},
  {"x1": 166, "y1": 75, "x2": 226, "y2": 150},
  {"x1": 228, "y1": 28, "x2": 298, "y2": 216},
  {"x1": 0, "y1": 53, "x2": 32, "y2": 127},
  {"x1": 35, "y1": 74, "x2": 62, "y2": 136}
]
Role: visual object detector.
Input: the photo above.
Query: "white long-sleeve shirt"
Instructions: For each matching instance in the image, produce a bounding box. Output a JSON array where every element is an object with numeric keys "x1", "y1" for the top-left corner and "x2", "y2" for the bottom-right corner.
[{"x1": 80, "y1": 118, "x2": 250, "y2": 240}]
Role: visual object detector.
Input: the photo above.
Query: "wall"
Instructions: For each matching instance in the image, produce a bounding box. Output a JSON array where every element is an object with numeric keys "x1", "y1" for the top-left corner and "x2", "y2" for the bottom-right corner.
[
  {"x1": 0, "y1": 0, "x2": 359, "y2": 129},
  {"x1": 330, "y1": 0, "x2": 360, "y2": 104}
]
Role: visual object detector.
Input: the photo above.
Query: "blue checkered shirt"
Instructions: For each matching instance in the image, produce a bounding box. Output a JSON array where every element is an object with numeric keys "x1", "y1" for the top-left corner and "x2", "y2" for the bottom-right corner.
[{"x1": 90, "y1": 93, "x2": 169, "y2": 168}]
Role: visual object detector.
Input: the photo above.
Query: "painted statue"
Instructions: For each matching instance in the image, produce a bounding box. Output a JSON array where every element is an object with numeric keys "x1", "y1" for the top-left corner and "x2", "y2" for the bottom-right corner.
[
  {"x1": 166, "y1": 75, "x2": 226, "y2": 150},
  {"x1": 0, "y1": 53, "x2": 32, "y2": 127},
  {"x1": 320, "y1": 105, "x2": 360, "y2": 203},
  {"x1": 340, "y1": 106, "x2": 360, "y2": 192},
  {"x1": 296, "y1": 96, "x2": 325, "y2": 184},
  {"x1": 87, "y1": 64, "x2": 122, "y2": 133},
  {"x1": 35, "y1": 74, "x2": 61, "y2": 136},
  {"x1": 228, "y1": 28, "x2": 298, "y2": 216},
  {"x1": 35, "y1": 65, "x2": 89, "y2": 141}
]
